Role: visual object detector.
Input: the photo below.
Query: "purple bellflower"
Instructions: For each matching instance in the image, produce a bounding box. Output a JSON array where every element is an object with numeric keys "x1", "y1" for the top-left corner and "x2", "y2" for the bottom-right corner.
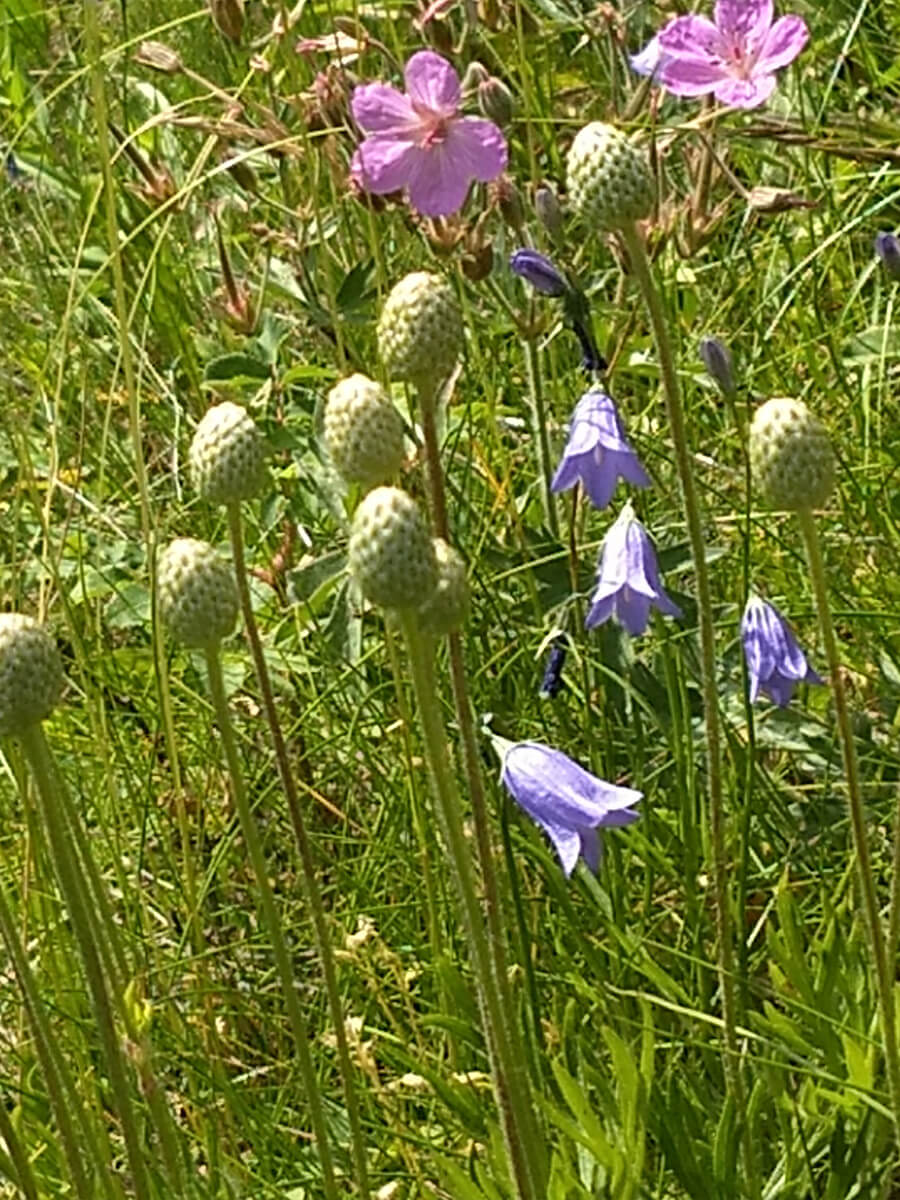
[
  {"x1": 510, "y1": 247, "x2": 568, "y2": 296},
  {"x1": 632, "y1": 0, "x2": 809, "y2": 110},
  {"x1": 741, "y1": 596, "x2": 823, "y2": 707},
  {"x1": 551, "y1": 388, "x2": 650, "y2": 510},
  {"x1": 350, "y1": 50, "x2": 507, "y2": 217},
  {"x1": 499, "y1": 738, "x2": 641, "y2": 875},
  {"x1": 539, "y1": 636, "x2": 568, "y2": 699},
  {"x1": 585, "y1": 504, "x2": 682, "y2": 635},
  {"x1": 875, "y1": 233, "x2": 900, "y2": 281}
]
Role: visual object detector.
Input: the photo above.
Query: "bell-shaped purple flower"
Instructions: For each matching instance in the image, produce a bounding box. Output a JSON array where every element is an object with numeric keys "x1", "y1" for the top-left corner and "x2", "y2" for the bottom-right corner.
[
  {"x1": 875, "y1": 233, "x2": 900, "y2": 281},
  {"x1": 509, "y1": 247, "x2": 568, "y2": 296},
  {"x1": 499, "y1": 739, "x2": 641, "y2": 875},
  {"x1": 741, "y1": 596, "x2": 823, "y2": 707},
  {"x1": 585, "y1": 504, "x2": 682, "y2": 636},
  {"x1": 551, "y1": 388, "x2": 650, "y2": 509}
]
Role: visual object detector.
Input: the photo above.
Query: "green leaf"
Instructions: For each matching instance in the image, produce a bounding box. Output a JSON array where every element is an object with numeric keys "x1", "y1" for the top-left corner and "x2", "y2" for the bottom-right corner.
[{"x1": 203, "y1": 353, "x2": 271, "y2": 383}]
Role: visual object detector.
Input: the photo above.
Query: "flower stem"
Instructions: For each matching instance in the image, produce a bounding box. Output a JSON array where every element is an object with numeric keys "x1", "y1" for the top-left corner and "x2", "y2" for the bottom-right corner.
[
  {"x1": 415, "y1": 384, "x2": 546, "y2": 1186},
  {"x1": 522, "y1": 333, "x2": 560, "y2": 540},
  {"x1": 796, "y1": 508, "x2": 900, "y2": 1152},
  {"x1": 19, "y1": 724, "x2": 153, "y2": 1200},
  {"x1": 201, "y1": 642, "x2": 341, "y2": 1200},
  {"x1": 619, "y1": 224, "x2": 742, "y2": 1103},
  {"x1": 0, "y1": 1093, "x2": 39, "y2": 1200},
  {"x1": 396, "y1": 612, "x2": 546, "y2": 1200},
  {"x1": 225, "y1": 502, "x2": 370, "y2": 1196}
]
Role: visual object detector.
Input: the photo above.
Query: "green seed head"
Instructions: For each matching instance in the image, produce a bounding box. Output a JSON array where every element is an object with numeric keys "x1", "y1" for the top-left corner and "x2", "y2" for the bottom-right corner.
[
  {"x1": 0, "y1": 615, "x2": 63, "y2": 737},
  {"x1": 377, "y1": 272, "x2": 462, "y2": 388},
  {"x1": 158, "y1": 538, "x2": 239, "y2": 648},
  {"x1": 418, "y1": 539, "x2": 469, "y2": 636},
  {"x1": 323, "y1": 374, "x2": 406, "y2": 488},
  {"x1": 190, "y1": 401, "x2": 267, "y2": 505},
  {"x1": 348, "y1": 487, "x2": 438, "y2": 610},
  {"x1": 750, "y1": 398, "x2": 835, "y2": 512},
  {"x1": 565, "y1": 122, "x2": 654, "y2": 230}
]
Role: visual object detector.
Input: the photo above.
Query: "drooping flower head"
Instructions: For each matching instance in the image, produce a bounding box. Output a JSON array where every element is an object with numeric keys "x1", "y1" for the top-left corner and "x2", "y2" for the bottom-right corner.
[
  {"x1": 509, "y1": 247, "x2": 568, "y2": 297},
  {"x1": 585, "y1": 504, "x2": 682, "y2": 636},
  {"x1": 632, "y1": 0, "x2": 809, "y2": 110},
  {"x1": 350, "y1": 50, "x2": 507, "y2": 217},
  {"x1": 741, "y1": 596, "x2": 822, "y2": 707},
  {"x1": 551, "y1": 389, "x2": 650, "y2": 510},
  {"x1": 509, "y1": 248, "x2": 606, "y2": 371},
  {"x1": 496, "y1": 737, "x2": 641, "y2": 875}
]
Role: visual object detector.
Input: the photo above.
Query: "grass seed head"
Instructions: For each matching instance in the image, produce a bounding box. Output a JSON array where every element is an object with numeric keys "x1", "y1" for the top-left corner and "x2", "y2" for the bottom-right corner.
[
  {"x1": 190, "y1": 401, "x2": 267, "y2": 506},
  {"x1": 750, "y1": 397, "x2": 835, "y2": 511},
  {"x1": 377, "y1": 272, "x2": 462, "y2": 389},
  {"x1": 565, "y1": 122, "x2": 654, "y2": 230},
  {"x1": 348, "y1": 487, "x2": 438, "y2": 611},
  {"x1": 158, "y1": 539, "x2": 239, "y2": 648},
  {"x1": 324, "y1": 374, "x2": 405, "y2": 488},
  {"x1": 0, "y1": 615, "x2": 63, "y2": 737}
]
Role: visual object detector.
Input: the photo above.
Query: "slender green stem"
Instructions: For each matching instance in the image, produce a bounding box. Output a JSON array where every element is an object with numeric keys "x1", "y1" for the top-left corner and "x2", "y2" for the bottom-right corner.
[
  {"x1": 796, "y1": 509, "x2": 900, "y2": 1152},
  {"x1": 414, "y1": 384, "x2": 546, "y2": 1180},
  {"x1": 0, "y1": 874, "x2": 114, "y2": 1200},
  {"x1": 619, "y1": 224, "x2": 742, "y2": 1103},
  {"x1": 201, "y1": 643, "x2": 341, "y2": 1200},
  {"x1": 522, "y1": 335, "x2": 560, "y2": 540},
  {"x1": 0, "y1": 1089, "x2": 39, "y2": 1200},
  {"x1": 19, "y1": 724, "x2": 153, "y2": 1200},
  {"x1": 888, "y1": 786, "x2": 900, "y2": 964},
  {"x1": 397, "y1": 612, "x2": 546, "y2": 1200},
  {"x1": 225, "y1": 503, "x2": 370, "y2": 1196}
]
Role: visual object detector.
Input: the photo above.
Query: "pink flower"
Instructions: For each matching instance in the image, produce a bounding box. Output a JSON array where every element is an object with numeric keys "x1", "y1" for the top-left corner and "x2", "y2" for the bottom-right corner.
[
  {"x1": 350, "y1": 50, "x2": 508, "y2": 217},
  {"x1": 633, "y1": 0, "x2": 808, "y2": 110}
]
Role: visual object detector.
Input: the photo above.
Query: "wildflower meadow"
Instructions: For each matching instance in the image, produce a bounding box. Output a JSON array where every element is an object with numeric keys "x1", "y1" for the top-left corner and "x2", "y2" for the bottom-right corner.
[{"x1": 3, "y1": 0, "x2": 900, "y2": 1195}]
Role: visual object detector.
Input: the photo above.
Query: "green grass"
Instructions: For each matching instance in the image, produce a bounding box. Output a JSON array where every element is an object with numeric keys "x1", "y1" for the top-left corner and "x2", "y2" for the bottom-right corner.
[{"x1": 3, "y1": 0, "x2": 900, "y2": 1195}]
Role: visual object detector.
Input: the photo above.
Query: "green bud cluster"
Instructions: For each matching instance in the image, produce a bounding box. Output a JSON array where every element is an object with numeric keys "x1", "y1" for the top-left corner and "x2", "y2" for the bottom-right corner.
[
  {"x1": 348, "y1": 487, "x2": 438, "y2": 611},
  {"x1": 190, "y1": 401, "x2": 267, "y2": 505},
  {"x1": 750, "y1": 398, "x2": 835, "y2": 512},
  {"x1": 377, "y1": 273, "x2": 462, "y2": 388},
  {"x1": 323, "y1": 374, "x2": 405, "y2": 488},
  {"x1": 565, "y1": 122, "x2": 654, "y2": 231},
  {"x1": 158, "y1": 538, "x2": 239, "y2": 648},
  {"x1": 0, "y1": 615, "x2": 63, "y2": 737}
]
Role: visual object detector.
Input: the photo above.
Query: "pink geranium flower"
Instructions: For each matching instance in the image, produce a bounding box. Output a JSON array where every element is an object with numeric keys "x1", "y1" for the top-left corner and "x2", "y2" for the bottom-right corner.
[
  {"x1": 350, "y1": 50, "x2": 507, "y2": 217},
  {"x1": 632, "y1": 0, "x2": 808, "y2": 110}
]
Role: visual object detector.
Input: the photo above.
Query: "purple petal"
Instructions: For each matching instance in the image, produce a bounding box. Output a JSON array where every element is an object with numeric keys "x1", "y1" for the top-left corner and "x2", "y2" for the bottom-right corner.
[
  {"x1": 584, "y1": 592, "x2": 616, "y2": 630},
  {"x1": 714, "y1": 73, "x2": 777, "y2": 108},
  {"x1": 543, "y1": 822, "x2": 582, "y2": 876},
  {"x1": 658, "y1": 14, "x2": 724, "y2": 60},
  {"x1": 404, "y1": 50, "x2": 461, "y2": 115},
  {"x1": 615, "y1": 588, "x2": 652, "y2": 636},
  {"x1": 714, "y1": 0, "x2": 772, "y2": 45},
  {"x1": 351, "y1": 136, "x2": 422, "y2": 195},
  {"x1": 443, "y1": 117, "x2": 508, "y2": 182},
  {"x1": 754, "y1": 14, "x2": 808, "y2": 74},
  {"x1": 404, "y1": 144, "x2": 471, "y2": 215},
  {"x1": 630, "y1": 35, "x2": 665, "y2": 78},
  {"x1": 763, "y1": 672, "x2": 796, "y2": 707},
  {"x1": 351, "y1": 83, "x2": 417, "y2": 133},
  {"x1": 580, "y1": 461, "x2": 620, "y2": 510},
  {"x1": 660, "y1": 56, "x2": 731, "y2": 96},
  {"x1": 579, "y1": 828, "x2": 601, "y2": 873},
  {"x1": 501, "y1": 742, "x2": 642, "y2": 829}
]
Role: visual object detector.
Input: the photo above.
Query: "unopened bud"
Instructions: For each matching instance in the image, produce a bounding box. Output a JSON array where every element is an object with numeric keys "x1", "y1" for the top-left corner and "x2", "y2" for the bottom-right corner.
[
  {"x1": 134, "y1": 40, "x2": 183, "y2": 74},
  {"x1": 461, "y1": 61, "x2": 490, "y2": 97},
  {"x1": 510, "y1": 247, "x2": 567, "y2": 297},
  {"x1": 875, "y1": 232, "x2": 900, "y2": 281},
  {"x1": 490, "y1": 175, "x2": 525, "y2": 235},
  {"x1": 478, "y1": 76, "x2": 514, "y2": 127},
  {"x1": 535, "y1": 184, "x2": 564, "y2": 241},
  {"x1": 699, "y1": 337, "x2": 735, "y2": 396},
  {"x1": 208, "y1": 0, "x2": 244, "y2": 43}
]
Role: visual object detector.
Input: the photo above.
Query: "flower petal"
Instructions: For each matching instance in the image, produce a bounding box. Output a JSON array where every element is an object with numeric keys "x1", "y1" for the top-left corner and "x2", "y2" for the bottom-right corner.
[
  {"x1": 404, "y1": 144, "x2": 471, "y2": 215},
  {"x1": 351, "y1": 83, "x2": 417, "y2": 133},
  {"x1": 502, "y1": 741, "x2": 641, "y2": 829},
  {"x1": 404, "y1": 50, "x2": 461, "y2": 115},
  {"x1": 657, "y1": 14, "x2": 724, "y2": 60},
  {"x1": 584, "y1": 592, "x2": 616, "y2": 630},
  {"x1": 578, "y1": 828, "x2": 601, "y2": 873},
  {"x1": 615, "y1": 588, "x2": 652, "y2": 636},
  {"x1": 754, "y1": 14, "x2": 808, "y2": 74},
  {"x1": 443, "y1": 117, "x2": 508, "y2": 182},
  {"x1": 630, "y1": 35, "x2": 665, "y2": 78},
  {"x1": 352, "y1": 135, "x2": 422, "y2": 195},
  {"x1": 714, "y1": 73, "x2": 777, "y2": 108},
  {"x1": 714, "y1": 0, "x2": 772, "y2": 46},
  {"x1": 659, "y1": 56, "x2": 731, "y2": 96},
  {"x1": 580, "y1": 459, "x2": 618, "y2": 509}
]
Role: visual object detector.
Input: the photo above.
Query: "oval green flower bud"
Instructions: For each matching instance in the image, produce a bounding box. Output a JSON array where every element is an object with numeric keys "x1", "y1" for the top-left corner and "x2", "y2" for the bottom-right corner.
[
  {"x1": 750, "y1": 398, "x2": 835, "y2": 512},
  {"x1": 158, "y1": 538, "x2": 239, "y2": 648},
  {"x1": 565, "y1": 122, "x2": 654, "y2": 231},
  {"x1": 377, "y1": 273, "x2": 462, "y2": 389},
  {"x1": 348, "y1": 487, "x2": 438, "y2": 611},
  {"x1": 323, "y1": 374, "x2": 405, "y2": 488},
  {"x1": 0, "y1": 615, "x2": 63, "y2": 737},
  {"x1": 417, "y1": 539, "x2": 469, "y2": 636},
  {"x1": 190, "y1": 401, "x2": 267, "y2": 506}
]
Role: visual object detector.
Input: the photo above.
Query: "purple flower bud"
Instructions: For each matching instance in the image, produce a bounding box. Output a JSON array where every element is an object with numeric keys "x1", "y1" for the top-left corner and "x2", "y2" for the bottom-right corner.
[
  {"x1": 509, "y1": 247, "x2": 568, "y2": 297},
  {"x1": 585, "y1": 504, "x2": 682, "y2": 636},
  {"x1": 875, "y1": 233, "x2": 900, "y2": 281},
  {"x1": 498, "y1": 738, "x2": 641, "y2": 875},
  {"x1": 699, "y1": 336, "x2": 735, "y2": 396},
  {"x1": 552, "y1": 389, "x2": 650, "y2": 510},
  {"x1": 539, "y1": 638, "x2": 568, "y2": 699},
  {"x1": 740, "y1": 596, "x2": 823, "y2": 707}
]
